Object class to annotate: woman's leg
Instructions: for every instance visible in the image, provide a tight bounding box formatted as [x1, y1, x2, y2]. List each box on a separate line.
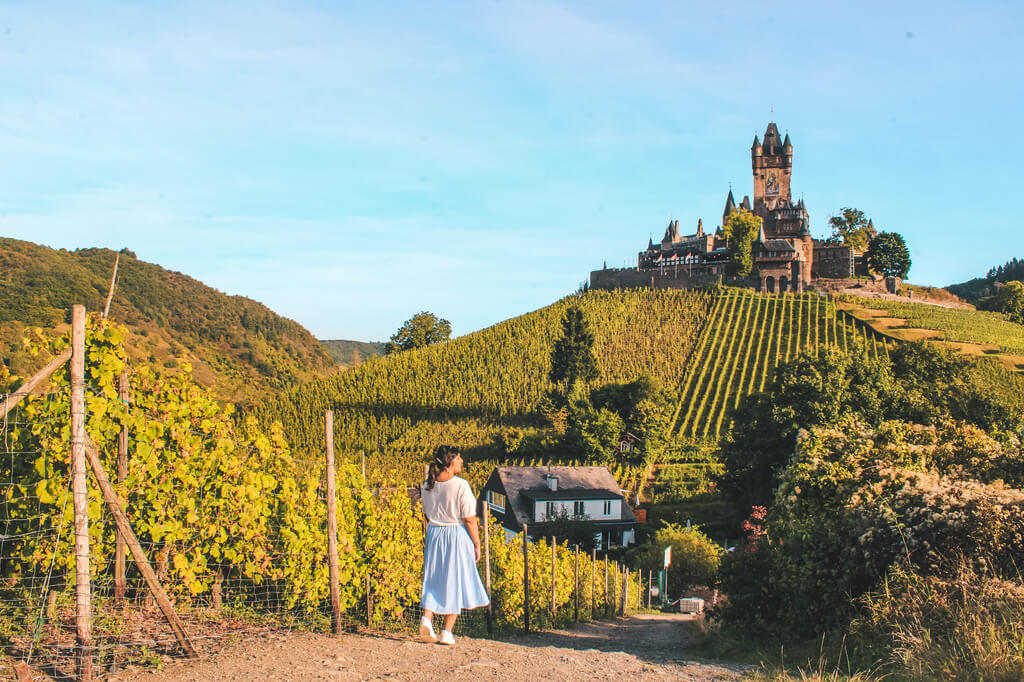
[423, 609, 434, 620]
[443, 613, 457, 632]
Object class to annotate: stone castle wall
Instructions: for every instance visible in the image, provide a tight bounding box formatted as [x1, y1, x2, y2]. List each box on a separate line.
[590, 267, 756, 291]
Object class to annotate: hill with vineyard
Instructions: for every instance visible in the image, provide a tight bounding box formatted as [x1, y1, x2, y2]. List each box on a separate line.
[0, 237, 336, 402]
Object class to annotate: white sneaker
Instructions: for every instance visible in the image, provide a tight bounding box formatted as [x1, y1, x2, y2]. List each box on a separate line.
[438, 630, 456, 646]
[419, 619, 437, 643]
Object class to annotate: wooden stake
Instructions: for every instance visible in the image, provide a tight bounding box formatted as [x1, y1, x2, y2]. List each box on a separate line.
[83, 436, 196, 657]
[325, 410, 342, 635]
[573, 546, 579, 622]
[0, 349, 71, 419]
[550, 537, 556, 618]
[360, 450, 366, 480]
[522, 523, 530, 633]
[70, 305, 93, 681]
[620, 568, 628, 615]
[483, 504, 493, 635]
[604, 556, 609, 617]
[102, 252, 120, 319]
[591, 548, 597, 618]
[114, 369, 129, 605]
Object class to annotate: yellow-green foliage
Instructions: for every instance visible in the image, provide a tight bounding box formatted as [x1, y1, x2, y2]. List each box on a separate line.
[256, 289, 714, 461]
[485, 515, 643, 630]
[0, 317, 419, 620]
[673, 290, 890, 441]
[857, 297, 1024, 354]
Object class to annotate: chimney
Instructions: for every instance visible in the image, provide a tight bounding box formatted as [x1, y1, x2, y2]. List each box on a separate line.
[545, 474, 558, 492]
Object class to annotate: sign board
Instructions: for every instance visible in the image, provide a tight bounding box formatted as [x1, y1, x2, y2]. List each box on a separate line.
[663, 545, 671, 568]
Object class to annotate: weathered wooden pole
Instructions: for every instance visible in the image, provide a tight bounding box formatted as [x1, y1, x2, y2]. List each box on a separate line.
[522, 523, 530, 633]
[573, 546, 579, 622]
[550, 537, 556, 619]
[421, 464, 429, 537]
[0, 349, 71, 419]
[647, 570, 652, 609]
[70, 305, 93, 681]
[620, 568, 628, 615]
[114, 369, 129, 606]
[604, 556, 609, 617]
[360, 450, 366, 480]
[324, 410, 342, 635]
[483, 504, 493, 635]
[83, 436, 196, 657]
[591, 549, 597, 618]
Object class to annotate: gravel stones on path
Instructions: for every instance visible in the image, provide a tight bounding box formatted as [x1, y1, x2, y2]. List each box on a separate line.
[117, 613, 748, 681]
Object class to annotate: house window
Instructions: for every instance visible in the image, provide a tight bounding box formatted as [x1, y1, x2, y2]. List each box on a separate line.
[603, 500, 613, 516]
[545, 501, 557, 518]
[487, 490, 506, 512]
[574, 500, 585, 516]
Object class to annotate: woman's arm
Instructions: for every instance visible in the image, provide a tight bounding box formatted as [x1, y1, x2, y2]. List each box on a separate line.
[462, 516, 482, 562]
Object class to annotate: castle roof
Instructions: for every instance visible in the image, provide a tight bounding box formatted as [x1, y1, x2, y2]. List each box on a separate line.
[724, 189, 736, 214]
[740, 195, 751, 210]
[763, 122, 783, 154]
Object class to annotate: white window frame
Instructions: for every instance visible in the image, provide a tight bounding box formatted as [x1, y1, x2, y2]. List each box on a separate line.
[573, 500, 585, 516]
[603, 500, 613, 516]
[487, 490, 506, 513]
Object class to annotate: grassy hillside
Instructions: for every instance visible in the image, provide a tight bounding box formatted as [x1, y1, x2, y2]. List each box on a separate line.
[319, 339, 386, 366]
[254, 288, 714, 462]
[0, 237, 336, 401]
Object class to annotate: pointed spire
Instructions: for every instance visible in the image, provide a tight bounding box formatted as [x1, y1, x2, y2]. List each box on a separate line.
[758, 223, 766, 242]
[741, 195, 752, 210]
[752, 135, 762, 154]
[783, 133, 792, 152]
[697, 218, 703, 236]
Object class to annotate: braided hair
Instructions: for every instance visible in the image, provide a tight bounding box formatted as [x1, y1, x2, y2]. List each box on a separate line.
[425, 445, 460, 491]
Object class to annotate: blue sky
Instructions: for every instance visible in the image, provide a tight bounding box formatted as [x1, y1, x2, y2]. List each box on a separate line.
[1, 1, 1021, 341]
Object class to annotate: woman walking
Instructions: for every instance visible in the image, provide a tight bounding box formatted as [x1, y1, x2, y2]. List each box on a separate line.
[419, 445, 490, 645]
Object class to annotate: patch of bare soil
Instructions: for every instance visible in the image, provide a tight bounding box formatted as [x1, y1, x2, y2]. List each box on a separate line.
[114, 614, 748, 681]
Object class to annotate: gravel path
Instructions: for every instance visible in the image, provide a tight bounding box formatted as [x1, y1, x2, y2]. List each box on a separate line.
[115, 613, 749, 681]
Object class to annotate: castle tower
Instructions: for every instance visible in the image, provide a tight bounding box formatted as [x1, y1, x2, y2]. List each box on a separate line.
[751, 122, 793, 214]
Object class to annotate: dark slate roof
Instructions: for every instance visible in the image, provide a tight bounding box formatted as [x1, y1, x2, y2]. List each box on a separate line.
[740, 195, 752, 210]
[760, 238, 796, 251]
[723, 189, 735, 213]
[488, 466, 636, 527]
[763, 122, 782, 153]
[521, 488, 624, 502]
[751, 134, 761, 150]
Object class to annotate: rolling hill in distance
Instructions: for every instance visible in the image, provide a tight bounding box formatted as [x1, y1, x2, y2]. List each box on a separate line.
[0, 237, 337, 402]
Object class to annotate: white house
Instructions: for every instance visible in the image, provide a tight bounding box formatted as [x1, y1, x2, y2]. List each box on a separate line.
[478, 466, 638, 550]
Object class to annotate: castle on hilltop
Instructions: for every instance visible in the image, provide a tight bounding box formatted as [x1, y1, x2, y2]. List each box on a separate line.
[591, 122, 866, 293]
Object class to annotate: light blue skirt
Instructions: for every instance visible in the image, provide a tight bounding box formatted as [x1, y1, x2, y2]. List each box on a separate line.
[420, 524, 490, 615]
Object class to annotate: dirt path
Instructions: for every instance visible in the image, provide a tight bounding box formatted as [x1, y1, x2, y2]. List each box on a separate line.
[115, 614, 749, 681]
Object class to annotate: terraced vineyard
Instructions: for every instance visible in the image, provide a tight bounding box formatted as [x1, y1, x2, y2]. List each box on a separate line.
[855, 298, 1024, 355]
[671, 289, 891, 441]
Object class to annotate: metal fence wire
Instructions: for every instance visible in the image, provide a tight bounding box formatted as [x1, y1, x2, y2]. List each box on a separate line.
[0, 318, 655, 681]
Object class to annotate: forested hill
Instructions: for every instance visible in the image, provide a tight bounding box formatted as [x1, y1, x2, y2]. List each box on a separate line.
[0, 237, 335, 402]
[319, 339, 386, 366]
[946, 256, 1024, 302]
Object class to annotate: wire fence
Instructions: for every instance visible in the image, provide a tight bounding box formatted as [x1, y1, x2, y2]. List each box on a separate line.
[0, 339, 658, 680]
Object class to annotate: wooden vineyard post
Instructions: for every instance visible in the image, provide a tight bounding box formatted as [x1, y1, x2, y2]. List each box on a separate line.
[483, 504, 493, 635]
[366, 575, 372, 627]
[360, 450, 366, 479]
[70, 305, 93, 681]
[325, 410, 342, 635]
[83, 435, 197, 657]
[522, 524, 530, 633]
[114, 368, 129, 606]
[573, 546, 579, 622]
[620, 569, 628, 615]
[598, 557, 606, 618]
[591, 549, 597, 619]
[647, 570, 652, 609]
[550, 537, 556, 619]
[421, 464, 429, 537]
[0, 348, 71, 419]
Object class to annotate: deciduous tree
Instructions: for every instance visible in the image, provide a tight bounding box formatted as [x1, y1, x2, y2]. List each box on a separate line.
[865, 232, 911, 279]
[826, 207, 876, 251]
[722, 209, 762, 277]
[384, 311, 451, 355]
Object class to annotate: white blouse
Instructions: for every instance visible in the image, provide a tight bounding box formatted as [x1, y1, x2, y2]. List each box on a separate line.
[421, 476, 477, 524]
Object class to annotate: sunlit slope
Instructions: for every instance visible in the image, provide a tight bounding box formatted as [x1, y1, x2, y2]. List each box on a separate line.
[255, 289, 714, 458]
[671, 290, 891, 441]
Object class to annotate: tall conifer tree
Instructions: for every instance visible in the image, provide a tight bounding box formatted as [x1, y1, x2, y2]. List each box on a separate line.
[549, 307, 599, 387]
